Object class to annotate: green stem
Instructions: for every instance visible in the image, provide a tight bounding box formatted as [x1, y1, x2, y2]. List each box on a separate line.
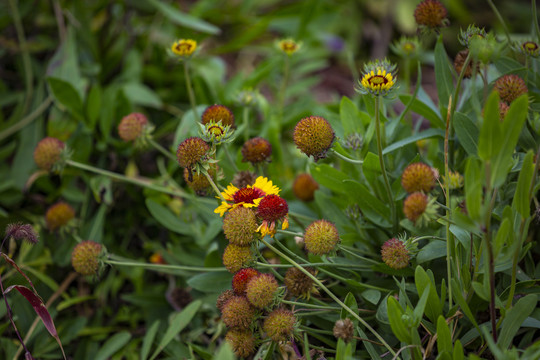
[259, 237, 396, 356]
[534, 0, 540, 42]
[375, 96, 397, 232]
[486, 0, 512, 45]
[484, 163, 497, 342]
[281, 299, 341, 310]
[148, 138, 177, 163]
[104, 257, 226, 272]
[278, 55, 290, 119]
[0, 96, 53, 142]
[332, 149, 364, 164]
[223, 145, 238, 171]
[254, 261, 369, 269]
[242, 107, 250, 142]
[445, 95, 453, 310]
[183, 60, 198, 119]
[337, 245, 380, 265]
[276, 229, 304, 237]
[202, 170, 225, 201]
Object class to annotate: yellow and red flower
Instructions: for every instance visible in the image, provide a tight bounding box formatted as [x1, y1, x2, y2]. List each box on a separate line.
[256, 194, 289, 237]
[214, 176, 280, 216]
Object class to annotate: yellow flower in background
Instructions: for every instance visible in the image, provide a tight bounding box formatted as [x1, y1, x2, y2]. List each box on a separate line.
[356, 58, 397, 97]
[171, 39, 197, 57]
[277, 38, 301, 55]
[214, 176, 280, 216]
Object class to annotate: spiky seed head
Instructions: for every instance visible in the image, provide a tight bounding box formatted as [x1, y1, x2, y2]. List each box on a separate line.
[221, 296, 255, 329]
[303, 219, 340, 255]
[45, 202, 75, 231]
[176, 137, 210, 168]
[183, 167, 213, 195]
[293, 116, 335, 161]
[118, 113, 148, 141]
[5, 223, 39, 244]
[216, 290, 236, 312]
[283, 267, 316, 298]
[414, 0, 449, 30]
[494, 74, 528, 104]
[403, 192, 428, 222]
[222, 244, 253, 273]
[201, 104, 235, 127]
[257, 195, 288, 222]
[232, 268, 260, 295]
[225, 329, 257, 358]
[454, 50, 479, 79]
[263, 309, 296, 342]
[401, 162, 436, 193]
[223, 207, 258, 246]
[232, 170, 258, 188]
[34, 137, 65, 171]
[241, 137, 272, 164]
[245, 273, 279, 308]
[333, 318, 354, 343]
[293, 173, 319, 202]
[381, 238, 410, 269]
[71, 241, 103, 276]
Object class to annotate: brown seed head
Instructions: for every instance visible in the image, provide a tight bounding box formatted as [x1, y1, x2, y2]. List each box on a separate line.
[5, 223, 39, 244]
[201, 104, 235, 127]
[263, 308, 296, 342]
[283, 267, 316, 298]
[381, 238, 410, 269]
[222, 244, 253, 273]
[71, 241, 103, 276]
[333, 318, 354, 343]
[34, 137, 65, 171]
[293, 116, 335, 161]
[118, 113, 148, 141]
[176, 137, 210, 168]
[293, 173, 319, 202]
[225, 329, 257, 358]
[241, 137, 272, 164]
[454, 50, 479, 79]
[303, 219, 340, 255]
[221, 296, 255, 329]
[216, 290, 236, 312]
[414, 0, 449, 30]
[403, 192, 428, 223]
[401, 162, 436, 193]
[45, 202, 75, 231]
[494, 74, 528, 104]
[223, 207, 258, 246]
[232, 171, 258, 188]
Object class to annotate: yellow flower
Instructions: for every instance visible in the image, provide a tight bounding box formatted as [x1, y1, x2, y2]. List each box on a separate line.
[214, 176, 280, 216]
[356, 59, 397, 97]
[277, 38, 301, 55]
[171, 39, 197, 57]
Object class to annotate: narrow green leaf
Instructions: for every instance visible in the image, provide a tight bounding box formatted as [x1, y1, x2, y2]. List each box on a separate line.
[387, 296, 412, 343]
[399, 94, 444, 128]
[150, 300, 202, 360]
[437, 316, 453, 354]
[95, 331, 132, 360]
[464, 158, 483, 222]
[56, 295, 96, 311]
[86, 84, 102, 129]
[145, 199, 195, 236]
[187, 272, 232, 293]
[311, 163, 349, 194]
[494, 218, 510, 257]
[47, 77, 85, 122]
[214, 342, 235, 360]
[343, 180, 392, 226]
[453, 340, 464, 360]
[123, 83, 163, 108]
[141, 320, 160, 360]
[451, 279, 480, 331]
[146, 0, 220, 34]
[453, 112, 478, 156]
[412, 283, 430, 325]
[414, 266, 442, 323]
[498, 294, 537, 349]
[478, 91, 502, 161]
[416, 240, 447, 263]
[383, 128, 445, 155]
[340, 96, 364, 135]
[434, 36, 454, 114]
[512, 152, 535, 219]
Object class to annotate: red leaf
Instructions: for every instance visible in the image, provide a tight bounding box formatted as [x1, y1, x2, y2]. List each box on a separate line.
[1, 253, 37, 292]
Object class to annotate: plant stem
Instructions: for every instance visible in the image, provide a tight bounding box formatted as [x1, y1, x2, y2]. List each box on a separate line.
[374, 96, 397, 232]
[484, 163, 497, 342]
[183, 60, 198, 119]
[337, 245, 380, 265]
[278, 55, 290, 119]
[259, 237, 396, 356]
[281, 299, 341, 310]
[202, 170, 225, 201]
[242, 107, 250, 142]
[486, 0, 512, 45]
[276, 229, 304, 237]
[223, 145, 238, 171]
[104, 256, 227, 272]
[148, 138, 177, 163]
[534, 0, 540, 42]
[0, 96, 53, 142]
[444, 96, 453, 310]
[332, 149, 364, 164]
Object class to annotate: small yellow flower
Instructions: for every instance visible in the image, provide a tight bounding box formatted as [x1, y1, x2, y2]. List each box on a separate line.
[443, 171, 464, 190]
[277, 38, 301, 55]
[522, 41, 539, 58]
[171, 39, 197, 57]
[214, 176, 280, 216]
[356, 59, 397, 97]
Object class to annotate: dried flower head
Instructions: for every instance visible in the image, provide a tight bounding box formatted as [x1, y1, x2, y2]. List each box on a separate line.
[45, 202, 76, 231]
[118, 113, 149, 142]
[303, 219, 340, 255]
[333, 318, 354, 343]
[217, 290, 236, 312]
[381, 238, 410, 269]
[215, 176, 280, 216]
[521, 41, 539, 57]
[171, 39, 197, 57]
[494, 74, 528, 104]
[241, 137, 272, 164]
[277, 38, 301, 55]
[293, 116, 335, 161]
[293, 173, 319, 202]
[225, 329, 257, 358]
[245, 273, 279, 308]
[256, 195, 289, 238]
[401, 162, 436, 193]
[414, 0, 449, 31]
[201, 104, 235, 127]
[34, 137, 65, 172]
[459, 25, 487, 48]
[221, 296, 255, 329]
[222, 244, 253, 273]
[454, 49, 479, 79]
[223, 207, 258, 246]
[71, 241, 103, 276]
[357, 59, 397, 97]
[263, 308, 296, 342]
[5, 223, 39, 244]
[176, 137, 210, 169]
[232, 170, 258, 188]
[232, 268, 260, 295]
[283, 267, 317, 299]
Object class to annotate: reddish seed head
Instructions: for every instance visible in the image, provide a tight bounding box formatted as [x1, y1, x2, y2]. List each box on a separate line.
[401, 162, 436, 193]
[201, 104, 235, 127]
[241, 137, 272, 164]
[257, 195, 288, 222]
[118, 113, 148, 141]
[293, 116, 335, 161]
[232, 187, 265, 205]
[381, 238, 410, 269]
[45, 202, 75, 231]
[403, 192, 428, 223]
[494, 74, 528, 104]
[414, 0, 449, 30]
[293, 173, 319, 202]
[232, 268, 260, 295]
[176, 137, 210, 168]
[71, 241, 103, 276]
[5, 223, 39, 244]
[34, 137, 65, 171]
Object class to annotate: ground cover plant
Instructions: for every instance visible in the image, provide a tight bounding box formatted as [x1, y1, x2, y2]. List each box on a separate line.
[1, 0, 540, 359]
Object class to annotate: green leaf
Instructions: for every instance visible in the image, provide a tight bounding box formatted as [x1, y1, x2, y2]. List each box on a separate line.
[498, 294, 537, 349]
[56, 295, 96, 311]
[361, 289, 381, 305]
[478, 91, 503, 162]
[453, 340, 464, 360]
[146, 0, 220, 34]
[453, 112, 478, 156]
[47, 77, 85, 122]
[214, 342, 235, 360]
[123, 83, 163, 108]
[94, 331, 132, 360]
[387, 296, 412, 343]
[434, 35, 454, 114]
[450, 279, 480, 331]
[512, 151, 534, 218]
[416, 240, 447, 263]
[412, 283, 430, 326]
[187, 272, 232, 293]
[494, 218, 510, 257]
[437, 316, 453, 354]
[342, 180, 392, 226]
[150, 300, 202, 360]
[340, 96, 364, 135]
[310, 164, 350, 194]
[145, 199, 195, 236]
[86, 84, 102, 129]
[383, 128, 445, 155]
[399, 94, 444, 128]
[464, 157, 483, 222]
[141, 320, 160, 360]
[414, 266, 442, 323]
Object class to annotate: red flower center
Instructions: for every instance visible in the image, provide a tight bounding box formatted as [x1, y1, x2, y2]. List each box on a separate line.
[257, 195, 288, 221]
[233, 187, 265, 204]
[368, 75, 388, 86]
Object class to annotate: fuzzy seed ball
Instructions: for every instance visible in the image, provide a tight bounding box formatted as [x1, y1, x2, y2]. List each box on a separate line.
[221, 296, 255, 329]
[232, 268, 260, 295]
[225, 329, 256, 358]
[222, 244, 253, 273]
[263, 309, 296, 342]
[217, 290, 236, 312]
[45, 202, 76, 231]
[303, 220, 340, 255]
[34, 137, 65, 171]
[293, 173, 319, 202]
[401, 162, 436, 193]
[245, 273, 279, 308]
[118, 113, 148, 141]
[293, 116, 335, 161]
[494, 74, 528, 104]
[232, 171, 258, 188]
[403, 192, 428, 223]
[381, 238, 410, 269]
[333, 318, 354, 343]
[183, 167, 213, 195]
[71, 241, 102, 276]
[257, 195, 288, 223]
[201, 104, 235, 127]
[241, 137, 272, 164]
[223, 207, 258, 246]
[176, 137, 210, 168]
[283, 267, 316, 298]
[414, 0, 448, 29]
[5, 223, 39, 244]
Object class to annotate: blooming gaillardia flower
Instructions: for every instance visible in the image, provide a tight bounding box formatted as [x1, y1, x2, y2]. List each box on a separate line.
[401, 162, 436, 193]
[171, 39, 197, 57]
[494, 74, 528, 104]
[201, 104, 235, 127]
[414, 0, 449, 31]
[293, 116, 335, 161]
[45, 202, 75, 231]
[303, 219, 340, 255]
[263, 308, 296, 342]
[357, 58, 397, 97]
[118, 113, 148, 142]
[71, 241, 103, 276]
[381, 238, 410, 269]
[245, 273, 279, 309]
[221, 296, 255, 329]
[293, 173, 319, 202]
[222, 244, 253, 273]
[241, 137, 272, 165]
[223, 207, 258, 246]
[34, 137, 65, 172]
[214, 176, 280, 216]
[256, 194, 289, 238]
[225, 329, 256, 358]
[333, 318, 354, 343]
